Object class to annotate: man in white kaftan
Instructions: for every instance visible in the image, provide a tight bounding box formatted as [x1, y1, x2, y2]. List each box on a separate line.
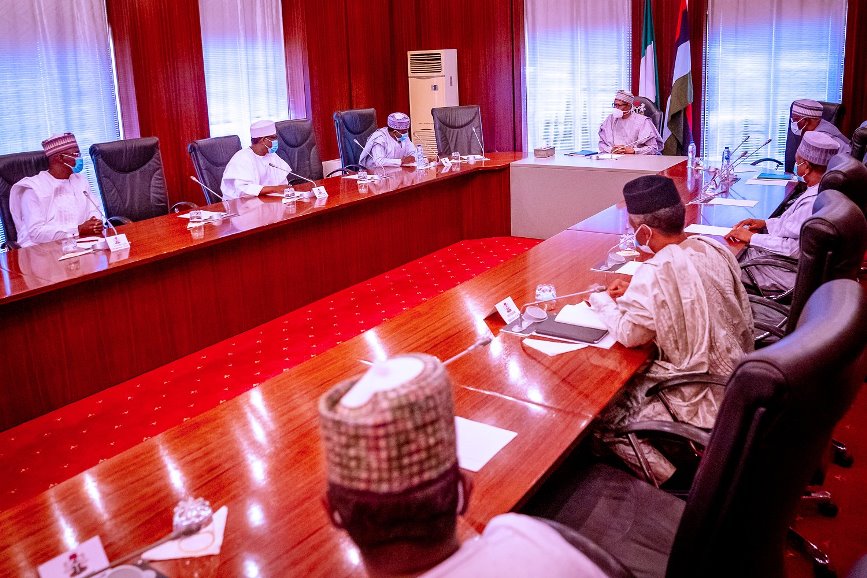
[358, 112, 417, 169]
[598, 89, 663, 155]
[10, 133, 104, 248]
[727, 130, 841, 294]
[221, 120, 292, 200]
[590, 175, 754, 482]
[789, 98, 851, 156]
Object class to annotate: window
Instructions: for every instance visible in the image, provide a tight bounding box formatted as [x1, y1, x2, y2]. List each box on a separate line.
[198, 0, 290, 144]
[525, 1, 632, 153]
[0, 0, 120, 245]
[702, 0, 847, 163]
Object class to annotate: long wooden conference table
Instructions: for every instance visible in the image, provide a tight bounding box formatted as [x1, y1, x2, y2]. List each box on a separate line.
[0, 156, 790, 576]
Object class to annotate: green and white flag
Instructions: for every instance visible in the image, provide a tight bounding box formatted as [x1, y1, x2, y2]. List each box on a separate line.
[638, 0, 659, 108]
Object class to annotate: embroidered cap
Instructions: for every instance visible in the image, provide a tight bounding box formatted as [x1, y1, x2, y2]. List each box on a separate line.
[387, 112, 411, 131]
[615, 89, 635, 104]
[797, 130, 840, 166]
[319, 353, 457, 494]
[623, 175, 682, 215]
[791, 99, 824, 120]
[41, 133, 79, 158]
[250, 120, 276, 139]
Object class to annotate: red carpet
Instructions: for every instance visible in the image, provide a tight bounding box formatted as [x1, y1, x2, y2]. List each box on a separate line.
[0, 237, 539, 512]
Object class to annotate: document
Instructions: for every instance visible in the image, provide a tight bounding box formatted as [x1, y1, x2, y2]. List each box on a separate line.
[745, 178, 792, 187]
[685, 224, 733, 236]
[554, 302, 608, 329]
[707, 197, 759, 207]
[455, 417, 517, 472]
[614, 260, 644, 276]
[522, 337, 587, 356]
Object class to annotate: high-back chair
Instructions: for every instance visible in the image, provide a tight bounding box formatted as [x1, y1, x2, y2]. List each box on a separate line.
[431, 105, 484, 157]
[333, 108, 377, 170]
[633, 96, 664, 134]
[0, 150, 48, 248]
[544, 278, 867, 578]
[851, 121, 867, 163]
[90, 137, 168, 223]
[188, 135, 242, 204]
[275, 119, 323, 182]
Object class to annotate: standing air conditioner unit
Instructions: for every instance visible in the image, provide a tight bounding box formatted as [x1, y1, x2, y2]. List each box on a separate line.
[408, 49, 459, 157]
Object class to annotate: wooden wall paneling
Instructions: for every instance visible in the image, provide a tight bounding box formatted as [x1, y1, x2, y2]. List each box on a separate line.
[281, 0, 312, 119]
[389, 0, 421, 118]
[345, 0, 395, 117]
[301, 0, 351, 161]
[843, 0, 867, 135]
[511, 0, 527, 152]
[105, 0, 211, 206]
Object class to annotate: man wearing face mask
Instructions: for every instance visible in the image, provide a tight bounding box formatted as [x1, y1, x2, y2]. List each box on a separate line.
[358, 112, 417, 168]
[589, 175, 754, 483]
[726, 130, 840, 295]
[787, 98, 851, 156]
[10, 133, 104, 248]
[220, 119, 292, 200]
[598, 89, 663, 155]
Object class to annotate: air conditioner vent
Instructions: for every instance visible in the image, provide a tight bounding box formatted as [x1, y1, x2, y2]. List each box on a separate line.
[409, 52, 444, 75]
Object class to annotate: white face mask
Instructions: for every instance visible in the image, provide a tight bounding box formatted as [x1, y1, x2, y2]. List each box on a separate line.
[635, 224, 655, 254]
[790, 119, 803, 136]
[611, 108, 625, 120]
[793, 160, 807, 182]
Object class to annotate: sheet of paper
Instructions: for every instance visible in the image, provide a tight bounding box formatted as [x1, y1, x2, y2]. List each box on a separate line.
[58, 249, 93, 261]
[554, 302, 607, 329]
[455, 417, 517, 472]
[177, 210, 226, 220]
[745, 178, 792, 187]
[522, 337, 587, 356]
[144, 506, 228, 560]
[615, 260, 644, 276]
[685, 224, 733, 236]
[707, 197, 759, 207]
[38, 536, 110, 578]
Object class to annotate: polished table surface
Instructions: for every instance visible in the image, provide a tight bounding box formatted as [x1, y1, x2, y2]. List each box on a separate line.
[0, 153, 523, 430]
[0, 229, 647, 577]
[572, 161, 793, 236]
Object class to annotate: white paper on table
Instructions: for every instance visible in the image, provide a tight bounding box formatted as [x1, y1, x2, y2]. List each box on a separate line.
[745, 178, 793, 186]
[177, 210, 226, 220]
[454, 417, 517, 472]
[684, 224, 733, 236]
[143, 506, 228, 560]
[585, 333, 618, 350]
[342, 174, 383, 181]
[522, 337, 587, 356]
[58, 249, 93, 261]
[614, 260, 644, 276]
[707, 197, 759, 207]
[554, 302, 608, 329]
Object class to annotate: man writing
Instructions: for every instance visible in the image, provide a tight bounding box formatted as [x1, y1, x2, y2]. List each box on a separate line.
[589, 175, 754, 483]
[359, 112, 418, 168]
[10, 133, 104, 248]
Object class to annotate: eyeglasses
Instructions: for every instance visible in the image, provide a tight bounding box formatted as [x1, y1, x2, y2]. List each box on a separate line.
[612, 102, 632, 110]
[61, 152, 81, 159]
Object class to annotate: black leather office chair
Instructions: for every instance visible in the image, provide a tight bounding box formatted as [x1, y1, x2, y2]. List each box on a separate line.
[752, 101, 844, 173]
[633, 96, 664, 134]
[540, 278, 867, 578]
[818, 153, 867, 213]
[275, 119, 323, 182]
[90, 137, 176, 223]
[188, 135, 242, 205]
[0, 150, 48, 249]
[333, 108, 377, 170]
[851, 121, 867, 163]
[431, 105, 484, 157]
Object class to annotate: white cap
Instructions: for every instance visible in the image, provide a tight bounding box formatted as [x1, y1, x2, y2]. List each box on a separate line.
[250, 120, 276, 139]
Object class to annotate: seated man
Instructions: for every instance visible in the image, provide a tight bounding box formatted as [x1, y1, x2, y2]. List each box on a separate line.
[220, 120, 292, 199]
[358, 112, 417, 168]
[598, 89, 663, 155]
[10, 133, 104, 248]
[789, 98, 851, 156]
[726, 130, 840, 295]
[319, 354, 609, 577]
[589, 175, 754, 483]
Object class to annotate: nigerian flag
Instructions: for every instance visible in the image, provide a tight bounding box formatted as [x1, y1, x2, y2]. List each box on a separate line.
[638, 0, 659, 108]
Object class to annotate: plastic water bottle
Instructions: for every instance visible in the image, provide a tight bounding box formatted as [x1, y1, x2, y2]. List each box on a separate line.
[687, 142, 696, 168]
[415, 144, 424, 167]
[721, 146, 732, 181]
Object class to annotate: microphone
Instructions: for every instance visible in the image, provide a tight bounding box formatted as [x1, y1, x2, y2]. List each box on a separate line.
[80, 189, 118, 237]
[353, 138, 365, 150]
[269, 163, 328, 198]
[731, 138, 772, 169]
[471, 127, 484, 156]
[190, 176, 224, 201]
[727, 135, 750, 159]
[443, 334, 493, 366]
[521, 284, 606, 309]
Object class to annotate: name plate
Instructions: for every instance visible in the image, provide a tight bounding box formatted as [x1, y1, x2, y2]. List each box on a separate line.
[440, 157, 453, 168]
[312, 185, 328, 199]
[494, 296, 520, 325]
[107, 233, 131, 252]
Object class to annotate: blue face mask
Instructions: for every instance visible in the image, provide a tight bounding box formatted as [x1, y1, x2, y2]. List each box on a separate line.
[396, 131, 408, 142]
[267, 138, 279, 154]
[64, 155, 84, 174]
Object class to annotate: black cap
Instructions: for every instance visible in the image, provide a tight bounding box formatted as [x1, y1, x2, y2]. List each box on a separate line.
[623, 175, 682, 215]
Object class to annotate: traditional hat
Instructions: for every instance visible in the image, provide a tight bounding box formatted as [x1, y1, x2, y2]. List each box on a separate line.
[387, 112, 411, 131]
[41, 133, 79, 158]
[614, 89, 635, 104]
[319, 353, 456, 494]
[791, 99, 824, 120]
[797, 131, 840, 166]
[250, 120, 276, 139]
[623, 175, 682, 215]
